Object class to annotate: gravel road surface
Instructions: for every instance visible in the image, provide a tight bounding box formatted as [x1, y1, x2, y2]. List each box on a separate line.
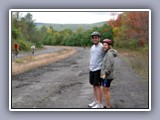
[11, 46, 149, 110]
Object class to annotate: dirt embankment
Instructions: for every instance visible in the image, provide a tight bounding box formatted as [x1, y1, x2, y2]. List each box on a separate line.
[12, 46, 76, 75]
[11, 46, 149, 109]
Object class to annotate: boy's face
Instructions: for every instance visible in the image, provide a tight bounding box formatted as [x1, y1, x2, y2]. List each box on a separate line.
[92, 36, 100, 45]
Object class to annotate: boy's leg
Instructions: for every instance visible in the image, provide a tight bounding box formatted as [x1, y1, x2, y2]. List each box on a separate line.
[95, 86, 102, 105]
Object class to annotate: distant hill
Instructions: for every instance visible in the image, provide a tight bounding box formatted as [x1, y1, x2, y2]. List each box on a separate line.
[36, 21, 106, 31]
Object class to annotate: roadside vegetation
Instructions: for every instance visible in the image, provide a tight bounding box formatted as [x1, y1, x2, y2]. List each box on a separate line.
[117, 46, 148, 79]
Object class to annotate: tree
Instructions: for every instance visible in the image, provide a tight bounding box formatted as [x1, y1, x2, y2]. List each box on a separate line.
[126, 12, 149, 46]
[11, 12, 43, 50]
[107, 12, 149, 48]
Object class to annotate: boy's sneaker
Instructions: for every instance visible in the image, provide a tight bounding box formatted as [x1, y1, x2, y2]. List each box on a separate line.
[100, 104, 104, 108]
[92, 104, 104, 108]
[88, 101, 97, 107]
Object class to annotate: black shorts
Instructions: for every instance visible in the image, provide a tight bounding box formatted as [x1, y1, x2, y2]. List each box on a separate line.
[102, 79, 113, 87]
[89, 70, 102, 86]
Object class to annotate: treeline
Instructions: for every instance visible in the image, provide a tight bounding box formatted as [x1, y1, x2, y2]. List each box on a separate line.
[36, 21, 106, 31]
[11, 12, 149, 51]
[42, 23, 113, 47]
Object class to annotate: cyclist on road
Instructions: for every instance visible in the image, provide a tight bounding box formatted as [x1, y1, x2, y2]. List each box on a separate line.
[31, 44, 36, 55]
[14, 42, 19, 57]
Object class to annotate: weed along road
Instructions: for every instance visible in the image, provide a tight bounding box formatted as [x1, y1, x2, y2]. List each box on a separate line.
[11, 46, 149, 109]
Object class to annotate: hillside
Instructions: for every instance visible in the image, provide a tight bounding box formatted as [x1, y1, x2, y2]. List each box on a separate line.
[36, 21, 106, 31]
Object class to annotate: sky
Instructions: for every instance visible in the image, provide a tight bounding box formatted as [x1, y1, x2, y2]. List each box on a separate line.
[19, 11, 123, 24]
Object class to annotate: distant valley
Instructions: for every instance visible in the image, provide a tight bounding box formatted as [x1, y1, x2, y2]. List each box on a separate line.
[36, 21, 106, 31]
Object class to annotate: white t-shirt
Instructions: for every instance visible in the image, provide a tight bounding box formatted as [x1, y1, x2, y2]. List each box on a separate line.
[89, 43, 104, 72]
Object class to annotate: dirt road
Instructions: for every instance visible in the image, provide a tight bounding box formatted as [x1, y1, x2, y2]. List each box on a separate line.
[11, 46, 149, 109]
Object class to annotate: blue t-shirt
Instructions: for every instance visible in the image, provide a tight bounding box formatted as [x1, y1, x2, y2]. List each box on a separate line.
[89, 43, 104, 71]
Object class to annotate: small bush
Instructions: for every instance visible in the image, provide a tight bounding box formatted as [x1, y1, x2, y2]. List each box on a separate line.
[15, 59, 23, 63]
[18, 39, 32, 51]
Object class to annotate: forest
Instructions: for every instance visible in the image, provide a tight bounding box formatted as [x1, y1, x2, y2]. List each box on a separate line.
[11, 12, 149, 51]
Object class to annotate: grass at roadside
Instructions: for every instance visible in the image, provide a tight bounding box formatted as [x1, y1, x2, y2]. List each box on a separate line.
[12, 47, 76, 75]
[116, 47, 148, 79]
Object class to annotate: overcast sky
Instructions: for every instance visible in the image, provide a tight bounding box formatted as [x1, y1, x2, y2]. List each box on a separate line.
[20, 11, 123, 24]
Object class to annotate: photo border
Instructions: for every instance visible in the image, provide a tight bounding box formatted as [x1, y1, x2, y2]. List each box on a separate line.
[9, 9, 151, 111]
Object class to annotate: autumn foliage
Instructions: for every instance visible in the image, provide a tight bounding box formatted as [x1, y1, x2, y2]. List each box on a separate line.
[107, 12, 149, 48]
